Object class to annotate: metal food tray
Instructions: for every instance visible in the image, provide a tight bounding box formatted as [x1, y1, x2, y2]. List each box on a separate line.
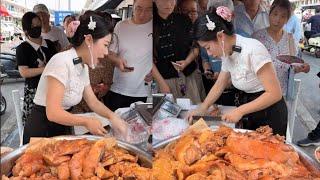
[153, 126, 320, 175]
[0, 135, 152, 177]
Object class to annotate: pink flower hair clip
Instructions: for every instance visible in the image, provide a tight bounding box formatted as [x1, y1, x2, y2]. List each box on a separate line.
[216, 6, 233, 22]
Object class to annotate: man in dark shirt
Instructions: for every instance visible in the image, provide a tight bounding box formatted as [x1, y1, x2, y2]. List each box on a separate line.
[153, 0, 204, 103]
[305, 8, 320, 39]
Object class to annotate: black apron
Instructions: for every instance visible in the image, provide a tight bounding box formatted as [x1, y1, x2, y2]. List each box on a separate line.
[217, 89, 288, 136]
[23, 105, 72, 144]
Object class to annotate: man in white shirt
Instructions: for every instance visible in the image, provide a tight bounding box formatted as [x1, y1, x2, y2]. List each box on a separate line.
[33, 4, 70, 51]
[234, 0, 269, 37]
[103, 0, 152, 111]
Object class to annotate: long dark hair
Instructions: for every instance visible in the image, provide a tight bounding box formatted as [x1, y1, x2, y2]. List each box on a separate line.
[21, 12, 41, 35]
[270, 0, 292, 19]
[193, 7, 234, 42]
[71, 11, 113, 47]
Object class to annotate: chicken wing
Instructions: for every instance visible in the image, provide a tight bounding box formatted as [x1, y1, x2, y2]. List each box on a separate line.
[82, 138, 116, 178]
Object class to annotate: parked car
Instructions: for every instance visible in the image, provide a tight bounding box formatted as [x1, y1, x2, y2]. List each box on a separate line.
[0, 48, 21, 78]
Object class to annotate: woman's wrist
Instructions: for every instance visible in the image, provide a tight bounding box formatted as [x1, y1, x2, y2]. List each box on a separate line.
[199, 103, 209, 111]
[236, 106, 245, 115]
[78, 117, 89, 127]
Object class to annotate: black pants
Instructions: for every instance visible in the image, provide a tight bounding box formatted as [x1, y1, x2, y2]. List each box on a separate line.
[308, 121, 320, 140]
[239, 91, 288, 136]
[23, 105, 72, 144]
[103, 91, 147, 112]
[202, 75, 214, 95]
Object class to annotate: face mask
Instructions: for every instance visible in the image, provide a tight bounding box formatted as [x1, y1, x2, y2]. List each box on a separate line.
[28, 26, 42, 38]
[88, 43, 95, 69]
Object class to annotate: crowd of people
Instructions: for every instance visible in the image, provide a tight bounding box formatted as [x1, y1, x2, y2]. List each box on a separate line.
[15, 0, 320, 146]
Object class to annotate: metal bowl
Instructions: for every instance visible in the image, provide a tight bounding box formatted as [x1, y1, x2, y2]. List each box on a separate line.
[153, 126, 320, 175]
[0, 135, 152, 177]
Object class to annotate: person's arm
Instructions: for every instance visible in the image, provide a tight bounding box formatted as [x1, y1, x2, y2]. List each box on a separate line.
[294, 16, 302, 43]
[187, 71, 230, 121]
[16, 44, 45, 78]
[152, 63, 170, 93]
[222, 62, 282, 122]
[175, 48, 199, 71]
[82, 85, 128, 135]
[18, 66, 45, 78]
[45, 76, 107, 135]
[107, 51, 132, 72]
[201, 71, 231, 109]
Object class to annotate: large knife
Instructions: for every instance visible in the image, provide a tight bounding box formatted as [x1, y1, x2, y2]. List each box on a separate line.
[192, 115, 235, 127]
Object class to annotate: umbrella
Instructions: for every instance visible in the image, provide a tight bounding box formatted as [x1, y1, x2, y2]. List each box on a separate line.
[0, 5, 10, 17]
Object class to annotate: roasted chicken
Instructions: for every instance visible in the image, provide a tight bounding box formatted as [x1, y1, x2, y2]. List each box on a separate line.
[5, 138, 151, 180]
[153, 125, 320, 180]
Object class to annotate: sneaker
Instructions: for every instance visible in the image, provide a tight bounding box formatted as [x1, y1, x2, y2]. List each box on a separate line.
[297, 137, 320, 147]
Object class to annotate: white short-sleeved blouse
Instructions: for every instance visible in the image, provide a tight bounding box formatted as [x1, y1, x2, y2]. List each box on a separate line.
[33, 48, 90, 109]
[221, 35, 272, 93]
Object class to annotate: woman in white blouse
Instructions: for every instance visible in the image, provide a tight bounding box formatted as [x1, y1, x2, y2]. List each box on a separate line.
[23, 12, 128, 144]
[188, 7, 288, 136]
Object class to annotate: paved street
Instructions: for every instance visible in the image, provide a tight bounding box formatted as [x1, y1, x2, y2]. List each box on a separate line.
[1, 48, 320, 163]
[0, 78, 24, 145]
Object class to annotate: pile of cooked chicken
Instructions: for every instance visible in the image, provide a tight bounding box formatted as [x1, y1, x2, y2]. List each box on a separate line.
[3, 138, 152, 180]
[153, 126, 320, 180]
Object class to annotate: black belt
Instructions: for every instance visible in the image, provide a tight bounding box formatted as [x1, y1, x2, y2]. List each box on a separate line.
[234, 90, 265, 107]
[34, 104, 73, 112]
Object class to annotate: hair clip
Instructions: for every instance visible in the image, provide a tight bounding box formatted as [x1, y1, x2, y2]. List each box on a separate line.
[88, 16, 96, 30]
[206, 15, 216, 31]
[216, 6, 233, 22]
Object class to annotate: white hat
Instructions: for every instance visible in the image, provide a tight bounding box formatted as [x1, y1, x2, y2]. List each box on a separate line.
[33, 4, 49, 14]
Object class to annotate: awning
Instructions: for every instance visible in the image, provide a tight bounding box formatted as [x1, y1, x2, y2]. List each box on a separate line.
[0, 5, 10, 17]
[96, 0, 123, 11]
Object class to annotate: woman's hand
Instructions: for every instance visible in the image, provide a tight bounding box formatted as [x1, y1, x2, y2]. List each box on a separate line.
[204, 69, 214, 79]
[116, 58, 133, 72]
[144, 71, 153, 83]
[301, 63, 310, 73]
[293, 63, 310, 73]
[172, 60, 188, 72]
[110, 114, 129, 139]
[186, 104, 208, 123]
[176, 60, 188, 71]
[221, 108, 244, 123]
[84, 118, 108, 136]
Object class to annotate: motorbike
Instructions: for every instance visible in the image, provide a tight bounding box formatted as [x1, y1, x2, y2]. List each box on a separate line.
[300, 33, 320, 58]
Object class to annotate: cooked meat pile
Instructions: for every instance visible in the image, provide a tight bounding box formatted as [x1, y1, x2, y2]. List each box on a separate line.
[153, 126, 320, 180]
[3, 138, 152, 180]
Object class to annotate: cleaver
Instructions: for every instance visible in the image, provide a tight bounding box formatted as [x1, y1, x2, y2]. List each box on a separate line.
[192, 115, 235, 128]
